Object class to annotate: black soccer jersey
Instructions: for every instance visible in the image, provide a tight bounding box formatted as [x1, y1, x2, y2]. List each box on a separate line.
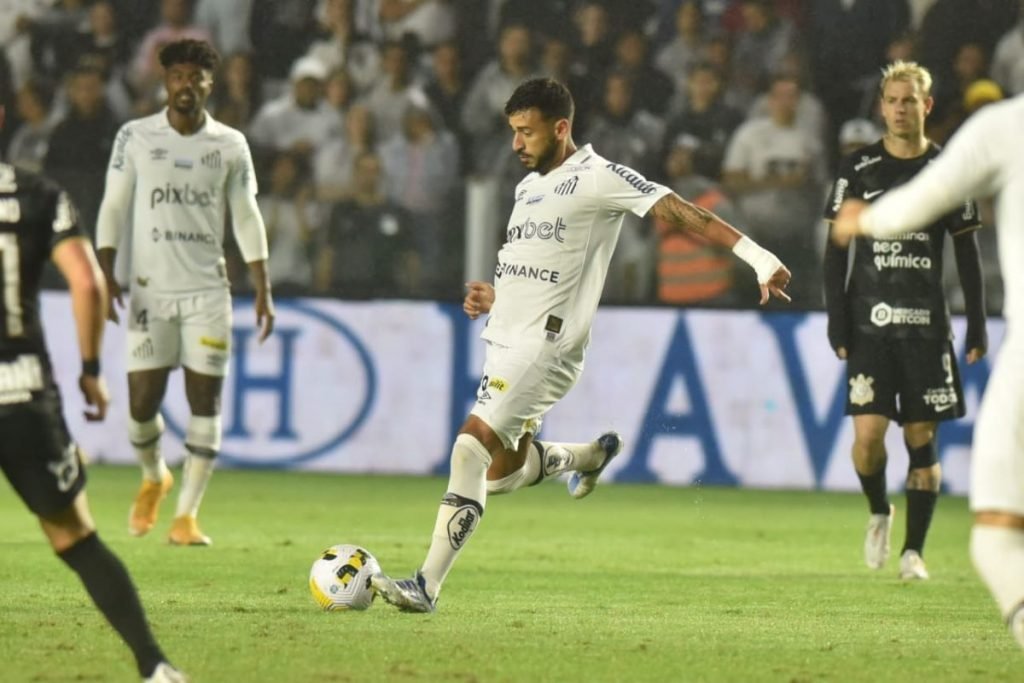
[0, 163, 83, 387]
[823, 140, 981, 341]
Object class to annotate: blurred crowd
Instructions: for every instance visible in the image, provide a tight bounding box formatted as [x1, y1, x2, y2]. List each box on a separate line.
[0, 0, 1017, 310]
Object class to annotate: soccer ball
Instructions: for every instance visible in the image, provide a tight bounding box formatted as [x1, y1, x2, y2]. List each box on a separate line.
[309, 544, 380, 611]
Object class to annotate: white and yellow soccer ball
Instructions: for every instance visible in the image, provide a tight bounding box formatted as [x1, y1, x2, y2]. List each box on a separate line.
[309, 544, 380, 611]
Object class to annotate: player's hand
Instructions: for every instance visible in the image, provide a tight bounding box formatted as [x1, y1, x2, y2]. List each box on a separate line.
[463, 281, 495, 320]
[78, 374, 109, 422]
[832, 199, 869, 247]
[836, 347, 848, 360]
[103, 271, 124, 324]
[966, 347, 986, 364]
[255, 289, 275, 342]
[759, 265, 792, 305]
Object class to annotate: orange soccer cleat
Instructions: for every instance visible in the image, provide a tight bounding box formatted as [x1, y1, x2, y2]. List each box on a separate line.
[168, 515, 212, 546]
[128, 471, 174, 537]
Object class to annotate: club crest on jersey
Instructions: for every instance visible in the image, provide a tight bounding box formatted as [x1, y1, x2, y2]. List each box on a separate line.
[554, 175, 578, 196]
[849, 374, 874, 406]
[201, 150, 222, 169]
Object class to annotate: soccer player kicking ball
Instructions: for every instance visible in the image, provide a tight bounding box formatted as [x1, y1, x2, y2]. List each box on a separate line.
[824, 61, 987, 581]
[371, 78, 791, 612]
[834, 92, 1024, 648]
[0, 107, 186, 681]
[96, 39, 274, 546]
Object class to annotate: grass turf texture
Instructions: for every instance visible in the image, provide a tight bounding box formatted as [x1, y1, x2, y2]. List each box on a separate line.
[0, 466, 1018, 683]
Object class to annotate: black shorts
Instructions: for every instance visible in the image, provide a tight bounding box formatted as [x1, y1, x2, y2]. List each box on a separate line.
[845, 336, 965, 424]
[0, 391, 86, 517]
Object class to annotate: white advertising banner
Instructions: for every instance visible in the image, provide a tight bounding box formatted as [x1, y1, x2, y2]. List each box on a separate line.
[40, 293, 1003, 493]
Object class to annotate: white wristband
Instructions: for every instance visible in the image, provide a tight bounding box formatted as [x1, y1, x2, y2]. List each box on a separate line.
[732, 235, 783, 284]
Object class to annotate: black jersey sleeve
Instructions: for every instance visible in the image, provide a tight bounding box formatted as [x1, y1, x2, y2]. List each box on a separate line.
[822, 155, 859, 352]
[945, 197, 983, 236]
[952, 228, 987, 353]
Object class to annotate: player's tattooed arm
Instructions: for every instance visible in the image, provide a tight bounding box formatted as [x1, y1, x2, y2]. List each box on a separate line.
[650, 193, 713, 236]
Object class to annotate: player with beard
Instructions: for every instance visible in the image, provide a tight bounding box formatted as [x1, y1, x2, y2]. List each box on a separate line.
[823, 61, 987, 580]
[0, 104, 187, 682]
[95, 39, 274, 546]
[371, 77, 792, 612]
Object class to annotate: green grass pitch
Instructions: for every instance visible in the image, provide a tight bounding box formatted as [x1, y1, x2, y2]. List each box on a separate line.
[0, 466, 1018, 682]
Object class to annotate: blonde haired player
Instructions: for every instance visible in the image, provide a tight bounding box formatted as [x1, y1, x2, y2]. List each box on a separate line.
[834, 88, 1024, 646]
[96, 39, 273, 546]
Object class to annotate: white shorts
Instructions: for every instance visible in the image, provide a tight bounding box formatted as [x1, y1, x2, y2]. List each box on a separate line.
[125, 287, 232, 377]
[970, 334, 1024, 515]
[469, 340, 582, 450]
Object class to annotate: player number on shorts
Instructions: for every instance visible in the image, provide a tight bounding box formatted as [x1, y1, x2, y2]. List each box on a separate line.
[136, 308, 148, 332]
[0, 233, 24, 337]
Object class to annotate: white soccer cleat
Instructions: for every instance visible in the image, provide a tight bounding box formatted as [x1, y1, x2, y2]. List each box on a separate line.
[144, 662, 188, 683]
[370, 571, 436, 613]
[899, 549, 930, 581]
[864, 504, 894, 569]
[567, 432, 623, 499]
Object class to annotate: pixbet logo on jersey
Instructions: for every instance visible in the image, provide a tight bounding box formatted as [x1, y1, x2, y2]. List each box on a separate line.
[507, 216, 567, 244]
[150, 183, 214, 209]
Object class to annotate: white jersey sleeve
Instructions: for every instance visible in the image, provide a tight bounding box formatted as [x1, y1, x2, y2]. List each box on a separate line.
[592, 161, 671, 217]
[863, 105, 1002, 238]
[96, 122, 137, 251]
[225, 136, 268, 263]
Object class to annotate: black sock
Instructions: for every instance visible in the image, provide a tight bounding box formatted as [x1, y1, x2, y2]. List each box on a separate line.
[903, 489, 939, 555]
[857, 469, 891, 515]
[58, 533, 166, 678]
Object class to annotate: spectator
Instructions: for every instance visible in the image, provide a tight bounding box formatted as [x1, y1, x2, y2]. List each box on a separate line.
[360, 39, 424, 142]
[129, 0, 211, 98]
[315, 103, 376, 202]
[317, 150, 419, 297]
[915, 0, 1017, 81]
[461, 22, 539, 176]
[571, 1, 615, 82]
[43, 65, 118, 237]
[655, 0, 708, 95]
[928, 41, 989, 143]
[730, 0, 799, 109]
[249, 56, 340, 161]
[610, 28, 674, 117]
[209, 51, 261, 132]
[23, 0, 93, 81]
[584, 70, 665, 178]
[194, 0, 254, 56]
[539, 32, 593, 133]
[991, 6, 1024, 96]
[655, 133, 744, 306]
[662, 62, 743, 180]
[324, 66, 355, 120]
[6, 78, 55, 173]
[377, 0, 456, 49]
[249, 0, 319, 81]
[423, 41, 469, 172]
[380, 105, 460, 293]
[722, 74, 825, 305]
[261, 151, 319, 294]
[306, 0, 381, 95]
[746, 52, 828, 144]
[804, 0, 910, 135]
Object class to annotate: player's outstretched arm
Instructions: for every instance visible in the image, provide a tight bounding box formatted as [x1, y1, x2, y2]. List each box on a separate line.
[649, 192, 791, 304]
[52, 237, 110, 421]
[463, 281, 494, 320]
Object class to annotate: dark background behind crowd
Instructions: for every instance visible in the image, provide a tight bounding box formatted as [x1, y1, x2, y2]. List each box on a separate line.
[1, 0, 1017, 312]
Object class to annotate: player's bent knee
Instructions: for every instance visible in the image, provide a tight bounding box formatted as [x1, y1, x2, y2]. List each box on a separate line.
[907, 439, 938, 470]
[127, 414, 164, 448]
[452, 434, 492, 471]
[185, 415, 222, 457]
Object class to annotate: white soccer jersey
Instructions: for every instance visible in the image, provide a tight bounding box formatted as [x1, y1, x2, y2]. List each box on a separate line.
[482, 144, 671, 358]
[862, 95, 1024, 327]
[98, 110, 266, 294]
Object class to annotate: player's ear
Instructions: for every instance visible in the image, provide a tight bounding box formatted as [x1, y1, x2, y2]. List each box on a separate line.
[924, 95, 934, 116]
[554, 118, 570, 141]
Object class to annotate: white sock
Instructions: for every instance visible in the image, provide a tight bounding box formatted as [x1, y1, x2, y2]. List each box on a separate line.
[420, 434, 491, 599]
[970, 524, 1024, 620]
[127, 416, 168, 482]
[486, 439, 606, 495]
[175, 452, 216, 518]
